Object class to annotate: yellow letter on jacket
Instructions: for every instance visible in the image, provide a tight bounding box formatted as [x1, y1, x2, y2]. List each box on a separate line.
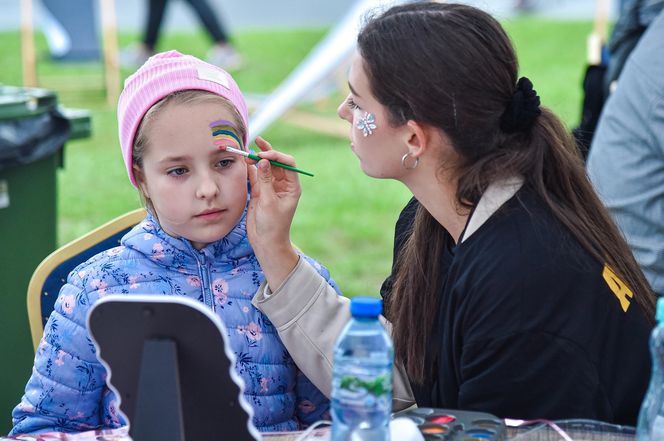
[602, 265, 633, 313]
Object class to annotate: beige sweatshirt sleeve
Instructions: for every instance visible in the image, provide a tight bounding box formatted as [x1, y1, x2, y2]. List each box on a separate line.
[252, 257, 415, 412]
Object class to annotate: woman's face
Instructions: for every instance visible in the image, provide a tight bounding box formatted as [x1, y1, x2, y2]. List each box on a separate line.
[337, 53, 411, 180]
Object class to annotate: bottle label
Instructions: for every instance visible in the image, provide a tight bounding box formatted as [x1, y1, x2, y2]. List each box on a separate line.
[341, 375, 390, 397]
[334, 371, 392, 411]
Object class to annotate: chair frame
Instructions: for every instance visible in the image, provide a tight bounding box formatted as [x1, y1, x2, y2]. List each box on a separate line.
[27, 208, 147, 351]
[20, 0, 121, 107]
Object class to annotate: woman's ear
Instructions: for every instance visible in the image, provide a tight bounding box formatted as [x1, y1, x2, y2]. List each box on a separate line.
[404, 120, 451, 159]
[403, 120, 431, 158]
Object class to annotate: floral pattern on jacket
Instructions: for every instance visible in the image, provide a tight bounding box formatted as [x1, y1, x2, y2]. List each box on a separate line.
[11, 210, 340, 435]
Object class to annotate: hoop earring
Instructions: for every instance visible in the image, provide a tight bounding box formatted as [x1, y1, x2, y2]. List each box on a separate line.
[401, 152, 419, 170]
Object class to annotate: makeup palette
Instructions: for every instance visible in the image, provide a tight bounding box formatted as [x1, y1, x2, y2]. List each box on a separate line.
[394, 408, 506, 441]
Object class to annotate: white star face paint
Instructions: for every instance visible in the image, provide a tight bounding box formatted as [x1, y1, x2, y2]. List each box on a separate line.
[356, 112, 377, 137]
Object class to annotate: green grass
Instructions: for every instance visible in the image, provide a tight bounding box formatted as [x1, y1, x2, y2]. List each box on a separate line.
[0, 18, 593, 297]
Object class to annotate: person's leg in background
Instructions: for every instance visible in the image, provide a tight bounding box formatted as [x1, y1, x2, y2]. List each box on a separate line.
[513, 0, 535, 13]
[184, 0, 228, 43]
[143, 0, 168, 52]
[120, 0, 168, 68]
[184, 0, 243, 70]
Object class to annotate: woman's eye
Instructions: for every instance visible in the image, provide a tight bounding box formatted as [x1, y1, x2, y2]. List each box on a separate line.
[167, 167, 187, 177]
[218, 159, 234, 168]
[346, 96, 360, 110]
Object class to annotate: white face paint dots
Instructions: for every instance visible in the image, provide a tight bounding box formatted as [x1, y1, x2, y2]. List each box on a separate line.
[356, 112, 377, 137]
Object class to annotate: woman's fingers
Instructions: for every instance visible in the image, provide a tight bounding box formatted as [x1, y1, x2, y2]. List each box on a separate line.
[252, 137, 297, 167]
[246, 161, 260, 198]
[243, 137, 272, 166]
[255, 158, 276, 189]
[254, 136, 273, 152]
[257, 150, 297, 166]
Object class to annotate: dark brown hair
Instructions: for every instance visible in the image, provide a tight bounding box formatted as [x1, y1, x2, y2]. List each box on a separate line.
[358, 2, 656, 382]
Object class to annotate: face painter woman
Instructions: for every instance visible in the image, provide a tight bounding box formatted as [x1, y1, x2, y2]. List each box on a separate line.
[245, 2, 656, 425]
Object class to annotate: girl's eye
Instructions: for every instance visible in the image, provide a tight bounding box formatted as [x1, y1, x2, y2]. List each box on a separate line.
[346, 96, 360, 110]
[218, 159, 234, 168]
[167, 167, 187, 177]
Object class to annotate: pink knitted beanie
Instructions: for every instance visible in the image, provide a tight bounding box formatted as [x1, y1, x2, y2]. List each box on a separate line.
[117, 50, 248, 187]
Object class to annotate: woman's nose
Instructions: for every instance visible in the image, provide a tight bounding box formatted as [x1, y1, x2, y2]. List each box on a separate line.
[337, 95, 352, 122]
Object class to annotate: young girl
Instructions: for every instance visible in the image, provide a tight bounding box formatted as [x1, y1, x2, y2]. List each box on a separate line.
[11, 51, 337, 435]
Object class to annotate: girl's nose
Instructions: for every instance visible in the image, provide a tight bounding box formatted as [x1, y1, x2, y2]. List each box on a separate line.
[195, 173, 219, 200]
[337, 95, 352, 122]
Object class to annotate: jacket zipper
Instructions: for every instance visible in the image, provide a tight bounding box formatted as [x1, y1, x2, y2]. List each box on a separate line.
[198, 255, 214, 309]
[186, 242, 214, 309]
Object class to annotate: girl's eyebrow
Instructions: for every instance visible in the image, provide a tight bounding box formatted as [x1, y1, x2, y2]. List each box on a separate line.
[213, 149, 236, 157]
[159, 155, 191, 164]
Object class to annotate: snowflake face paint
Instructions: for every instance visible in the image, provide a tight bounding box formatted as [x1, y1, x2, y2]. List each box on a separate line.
[356, 112, 377, 137]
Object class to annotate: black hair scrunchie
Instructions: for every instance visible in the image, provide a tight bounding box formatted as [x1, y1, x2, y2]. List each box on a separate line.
[500, 77, 541, 133]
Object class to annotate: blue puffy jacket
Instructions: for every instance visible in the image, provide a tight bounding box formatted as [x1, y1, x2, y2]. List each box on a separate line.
[11, 210, 339, 435]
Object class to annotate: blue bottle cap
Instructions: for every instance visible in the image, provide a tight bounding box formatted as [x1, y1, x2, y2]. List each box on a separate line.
[657, 297, 664, 323]
[350, 296, 383, 317]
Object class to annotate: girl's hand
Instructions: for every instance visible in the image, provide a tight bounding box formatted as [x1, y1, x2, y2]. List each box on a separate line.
[246, 137, 301, 289]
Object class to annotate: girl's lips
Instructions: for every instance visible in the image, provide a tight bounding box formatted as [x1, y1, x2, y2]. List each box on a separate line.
[195, 209, 224, 220]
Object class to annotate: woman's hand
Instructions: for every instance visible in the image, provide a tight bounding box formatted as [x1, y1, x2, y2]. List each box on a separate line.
[246, 137, 301, 289]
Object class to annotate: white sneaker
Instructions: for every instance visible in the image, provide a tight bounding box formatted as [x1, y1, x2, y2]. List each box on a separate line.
[120, 44, 154, 69]
[207, 45, 243, 71]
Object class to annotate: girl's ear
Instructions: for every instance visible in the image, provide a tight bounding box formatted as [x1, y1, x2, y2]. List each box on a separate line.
[133, 165, 150, 198]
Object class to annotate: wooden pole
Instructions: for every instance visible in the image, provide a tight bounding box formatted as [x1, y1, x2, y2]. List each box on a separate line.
[588, 0, 611, 65]
[20, 0, 37, 87]
[100, 0, 120, 107]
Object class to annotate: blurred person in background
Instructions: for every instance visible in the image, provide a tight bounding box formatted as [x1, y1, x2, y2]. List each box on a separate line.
[513, 0, 535, 13]
[120, 0, 243, 71]
[602, 0, 663, 98]
[587, 9, 664, 297]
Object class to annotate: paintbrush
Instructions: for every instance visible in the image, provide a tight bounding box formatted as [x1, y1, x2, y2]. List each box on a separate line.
[222, 146, 315, 177]
[210, 119, 314, 177]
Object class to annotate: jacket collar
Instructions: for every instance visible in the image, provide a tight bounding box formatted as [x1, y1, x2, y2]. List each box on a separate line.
[460, 176, 524, 243]
[121, 205, 252, 268]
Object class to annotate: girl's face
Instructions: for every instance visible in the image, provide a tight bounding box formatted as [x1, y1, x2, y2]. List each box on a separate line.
[337, 53, 410, 180]
[137, 100, 248, 250]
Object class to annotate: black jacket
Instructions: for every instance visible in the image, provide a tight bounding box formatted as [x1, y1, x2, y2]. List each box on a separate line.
[381, 187, 652, 425]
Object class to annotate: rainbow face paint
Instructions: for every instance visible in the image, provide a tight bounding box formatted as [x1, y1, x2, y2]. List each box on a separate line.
[356, 112, 376, 137]
[209, 119, 243, 150]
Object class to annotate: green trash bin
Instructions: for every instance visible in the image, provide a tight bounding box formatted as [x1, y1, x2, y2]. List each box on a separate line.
[0, 85, 91, 433]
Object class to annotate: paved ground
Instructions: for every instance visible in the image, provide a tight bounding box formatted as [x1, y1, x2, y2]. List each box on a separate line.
[0, 0, 604, 33]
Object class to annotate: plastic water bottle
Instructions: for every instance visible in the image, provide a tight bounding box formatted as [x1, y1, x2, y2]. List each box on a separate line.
[331, 297, 394, 441]
[637, 297, 664, 441]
